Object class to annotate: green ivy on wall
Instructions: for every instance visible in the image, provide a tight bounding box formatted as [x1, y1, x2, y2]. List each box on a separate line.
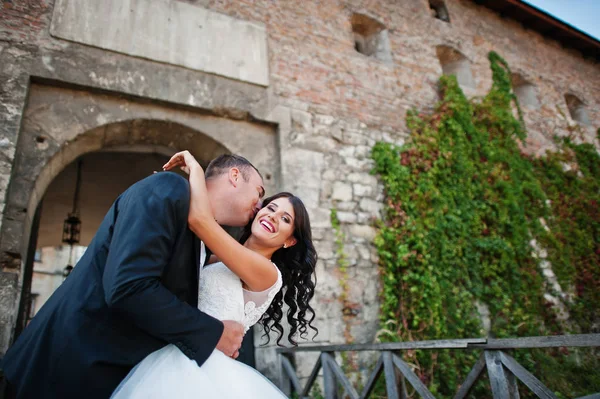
[371, 52, 599, 397]
[330, 209, 360, 381]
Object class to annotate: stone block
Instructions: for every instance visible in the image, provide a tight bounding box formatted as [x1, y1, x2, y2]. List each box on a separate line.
[51, 0, 269, 86]
[291, 134, 338, 153]
[336, 211, 357, 224]
[336, 201, 357, 211]
[5, 176, 35, 210]
[0, 218, 24, 255]
[331, 182, 353, 202]
[0, 136, 16, 163]
[308, 207, 332, 229]
[359, 198, 383, 217]
[357, 245, 372, 261]
[355, 145, 372, 159]
[321, 169, 340, 181]
[330, 125, 343, 142]
[353, 183, 373, 197]
[315, 268, 342, 299]
[344, 156, 374, 171]
[339, 146, 355, 158]
[311, 228, 327, 241]
[313, 114, 335, 126]
[357, 212, 375, 224]
[349, 225, 377, 241]
[282, 148, 324, 209]
[0, 271, 18, 353]
[291, 109, 313, 133]
[320, 180, 332, 201]
[342, 131, 374, 146]
[314, 240, 335, 260]
[347, 172, 378, 186]
[362, 273, 379, 305]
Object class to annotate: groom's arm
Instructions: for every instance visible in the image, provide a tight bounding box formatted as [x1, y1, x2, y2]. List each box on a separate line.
[102, 172, 222, 366]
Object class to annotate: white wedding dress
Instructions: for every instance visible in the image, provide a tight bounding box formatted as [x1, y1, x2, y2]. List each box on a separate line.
[111, 261, 286, 398]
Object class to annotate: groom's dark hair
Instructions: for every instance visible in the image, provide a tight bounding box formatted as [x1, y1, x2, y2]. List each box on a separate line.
[204, 154, 262, 181]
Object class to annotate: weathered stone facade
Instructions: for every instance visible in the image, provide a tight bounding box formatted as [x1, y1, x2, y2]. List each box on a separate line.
[1, 0, 598, 388]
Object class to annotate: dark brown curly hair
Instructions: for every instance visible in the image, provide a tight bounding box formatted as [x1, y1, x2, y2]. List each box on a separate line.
[239, 192, 318, 346]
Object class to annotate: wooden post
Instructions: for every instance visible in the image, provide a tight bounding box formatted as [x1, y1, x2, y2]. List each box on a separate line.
[323, 353, 359, 399]
[278, 353, 292, 397]
[321, 352, 338, 399]
[359, 354, 383, 399]
[400, 376, 409, 399]
[301, 355, 323, 399]
[454, 353, 486, 399]
[485, 351, 519, 399]
[499, 352, 558, 399]
[382, 352, 400, 399]
[507, 371, 520, 399]
[391, 354, 436, 399]
[280, 354, 303, 395]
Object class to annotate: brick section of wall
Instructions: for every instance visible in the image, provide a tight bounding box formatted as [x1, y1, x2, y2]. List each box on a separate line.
[194, 0, 598, 145]
[0, 0, 51, 42]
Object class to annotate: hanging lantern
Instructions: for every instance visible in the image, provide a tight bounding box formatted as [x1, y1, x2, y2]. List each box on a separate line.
[62, 212, 81, 245]
[62, 159, 83, 246]
[63, 264, 74, 279]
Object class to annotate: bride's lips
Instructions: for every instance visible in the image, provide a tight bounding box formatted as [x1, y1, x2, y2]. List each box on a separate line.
[259, 219, 275, 233]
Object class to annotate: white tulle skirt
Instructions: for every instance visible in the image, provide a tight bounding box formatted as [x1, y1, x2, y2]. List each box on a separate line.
[111, 344, 287, 398]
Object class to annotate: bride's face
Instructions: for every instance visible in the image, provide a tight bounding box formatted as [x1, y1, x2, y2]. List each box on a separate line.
[250, 197, 296, 249]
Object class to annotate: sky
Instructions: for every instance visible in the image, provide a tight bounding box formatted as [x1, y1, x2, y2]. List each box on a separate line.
[523, 0, 600, 40]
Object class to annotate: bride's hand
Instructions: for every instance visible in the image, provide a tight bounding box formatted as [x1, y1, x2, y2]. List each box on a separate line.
[162, 150, 202, 175]
[163, 150, 213, 224]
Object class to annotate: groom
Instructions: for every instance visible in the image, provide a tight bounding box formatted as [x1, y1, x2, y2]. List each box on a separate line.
[1, 154, 265, 399]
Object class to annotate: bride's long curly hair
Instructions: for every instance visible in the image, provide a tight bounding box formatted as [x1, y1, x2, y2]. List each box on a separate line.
[239, 192, 318, 346]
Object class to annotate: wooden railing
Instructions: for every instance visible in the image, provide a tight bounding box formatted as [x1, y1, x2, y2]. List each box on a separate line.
[277, 334, 600, 399]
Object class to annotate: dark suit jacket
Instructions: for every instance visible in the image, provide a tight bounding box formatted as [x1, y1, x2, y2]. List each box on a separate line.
[1, 172, 223, 399]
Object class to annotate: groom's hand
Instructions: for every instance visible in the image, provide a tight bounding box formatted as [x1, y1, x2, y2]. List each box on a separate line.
[217, 320, 244, 359]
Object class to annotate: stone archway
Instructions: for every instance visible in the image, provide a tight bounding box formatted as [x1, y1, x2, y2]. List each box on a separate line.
[0, 82, 279, 352]
[25, 150, 176, 330]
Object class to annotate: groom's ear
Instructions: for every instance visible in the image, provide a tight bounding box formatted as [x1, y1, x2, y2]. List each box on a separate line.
[228, 167, 241, 187]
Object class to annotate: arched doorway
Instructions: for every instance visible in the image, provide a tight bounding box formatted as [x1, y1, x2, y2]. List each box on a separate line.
[0, 83, 279, 355]
[25, 150, 174, 326]
[14, 118, 232, 334]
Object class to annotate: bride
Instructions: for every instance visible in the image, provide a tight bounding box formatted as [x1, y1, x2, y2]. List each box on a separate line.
[111, 151, 318, 398]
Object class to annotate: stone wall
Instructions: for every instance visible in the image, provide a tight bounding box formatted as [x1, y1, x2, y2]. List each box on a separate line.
[1, 0, 599, 388]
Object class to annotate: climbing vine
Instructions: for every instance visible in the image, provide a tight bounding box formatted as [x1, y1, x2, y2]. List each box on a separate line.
[371, 52, 599, 397]
[330, 209, 360, 379]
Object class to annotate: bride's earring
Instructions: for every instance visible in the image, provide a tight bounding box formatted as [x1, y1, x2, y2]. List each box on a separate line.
[283, 244, 287, 249]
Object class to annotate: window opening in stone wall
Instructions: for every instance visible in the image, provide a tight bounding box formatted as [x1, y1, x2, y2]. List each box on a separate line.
[511, 73, 540, 109]
[564, 94, 590, 125]
[34, 248, 43, 262]
[351, 13, 392, 63]
[435, 45, 475, 89]
[429, 0, 450, 22]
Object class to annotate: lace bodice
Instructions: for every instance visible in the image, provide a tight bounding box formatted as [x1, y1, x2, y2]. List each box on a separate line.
[197, 261, 282, 333]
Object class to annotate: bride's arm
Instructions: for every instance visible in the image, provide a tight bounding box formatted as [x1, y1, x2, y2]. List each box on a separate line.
[163, 151, 278, 292]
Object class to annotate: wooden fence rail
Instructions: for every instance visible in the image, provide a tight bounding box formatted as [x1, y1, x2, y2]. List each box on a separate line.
[277, 334, 600, 399]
